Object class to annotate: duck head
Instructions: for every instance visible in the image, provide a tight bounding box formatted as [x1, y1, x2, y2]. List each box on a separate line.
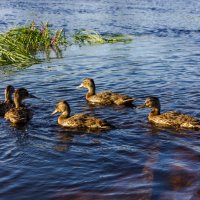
[138, 97, 161, 115]
[78, 78, 95, 89]
[77, 78, 96, 96]
[14, 88, 37, 108]
[51, 100, 71, 117]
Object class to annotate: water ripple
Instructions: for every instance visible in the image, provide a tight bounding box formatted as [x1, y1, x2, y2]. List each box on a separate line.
[0, 0, 200, 199]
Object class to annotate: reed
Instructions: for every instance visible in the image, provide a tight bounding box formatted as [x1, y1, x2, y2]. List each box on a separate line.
[0, 21, 66, 67]
[0, 22, 133, 67]
[0, 34, 38, 67]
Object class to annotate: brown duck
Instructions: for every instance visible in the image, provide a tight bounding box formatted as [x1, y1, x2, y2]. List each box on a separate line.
[5, 88, 36, 124]
[138, 96, 200, 130]
[78, 78, 136, 106]
[0, 85, 15, 117]
[51, 100, 112, 129]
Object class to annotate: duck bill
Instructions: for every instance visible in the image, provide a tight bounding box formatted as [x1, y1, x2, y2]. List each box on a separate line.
[28, 94, 38, 99]
[76, 83, 84, 89]
[51, 109, 58, 116]
[137, 104, 147, 109]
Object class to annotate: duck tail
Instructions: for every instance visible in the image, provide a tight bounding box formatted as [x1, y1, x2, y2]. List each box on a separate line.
[125, 98, 136, 102]
[194, 124, 200, 131]
[101, 125, 114, 130]
[119, 98, 136, 106]
[124, 98, 136, 102]
[100, 121, 115, 129]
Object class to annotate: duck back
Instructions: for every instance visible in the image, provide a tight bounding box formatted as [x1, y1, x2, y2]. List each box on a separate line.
[149, 111, 200, 129]
[5, 107, 32, 124]
[58, 113, 112, 129]
[88, 91, 135, 105]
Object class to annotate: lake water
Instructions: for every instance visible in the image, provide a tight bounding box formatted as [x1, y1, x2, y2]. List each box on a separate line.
[0, 0, 200, 199]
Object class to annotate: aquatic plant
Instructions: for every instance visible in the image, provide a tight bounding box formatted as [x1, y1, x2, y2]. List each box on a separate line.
[6, 21, 67, 52]
[102, 33, 133, 43]
[0, 22, 133, 67]
[0, 21, 66, 67]
[73, 29, 133, 45]
[73, 30, 105, 44]
[0, 34, 38, 67]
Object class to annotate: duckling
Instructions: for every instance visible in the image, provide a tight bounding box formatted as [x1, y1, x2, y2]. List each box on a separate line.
[138, 96, 200, 130]
[0, 85, 15, 117]
[51, 100, 112, 129]
[5, 88, 36, 124]
[78, 78, 136, 106]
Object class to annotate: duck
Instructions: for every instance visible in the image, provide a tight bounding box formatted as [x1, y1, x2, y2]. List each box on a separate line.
[5, 88, 36, 124]
[0, 85, 15, 117]
[78, 78, 136, 106]
[138, 96, 200, 130]
[51, 100, 112, 130]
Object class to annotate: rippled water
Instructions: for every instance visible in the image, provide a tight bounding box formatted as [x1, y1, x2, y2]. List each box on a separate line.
[0, 0, 200, 199]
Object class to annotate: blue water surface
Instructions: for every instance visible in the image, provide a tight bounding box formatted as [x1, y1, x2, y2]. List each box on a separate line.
[0, 0, 200, 199]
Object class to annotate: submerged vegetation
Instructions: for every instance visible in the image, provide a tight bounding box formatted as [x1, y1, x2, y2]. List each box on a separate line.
[0, 21, 133, 67]
[73, 29, 133, 44]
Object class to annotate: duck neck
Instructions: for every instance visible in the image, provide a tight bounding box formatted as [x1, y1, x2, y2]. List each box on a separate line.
[58, 110, 70, 125]
[86, 85, 95, 99]
[5, 90, 12, 103]
[59, 105, 71, 119]
[150, 107, 160, 116]
[14, 95, 23, 109]
[60, 111, 70, 118]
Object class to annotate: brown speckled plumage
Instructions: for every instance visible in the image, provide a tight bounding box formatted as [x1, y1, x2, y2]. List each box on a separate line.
[0, 85, 15, 117]
[5, 88, 36, 124]
[51, 100, 112, 129]
[5, 107, 32, 124]
[78, 78, 136, 106]
[138, 97, 200, 130]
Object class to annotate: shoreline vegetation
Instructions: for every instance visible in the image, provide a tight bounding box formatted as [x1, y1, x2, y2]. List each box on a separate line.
[0, 21, 133, 67]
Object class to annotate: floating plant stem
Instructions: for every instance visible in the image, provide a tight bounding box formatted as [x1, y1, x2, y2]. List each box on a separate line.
[73, 29, 133, 45]
[73, 30, 105, 44]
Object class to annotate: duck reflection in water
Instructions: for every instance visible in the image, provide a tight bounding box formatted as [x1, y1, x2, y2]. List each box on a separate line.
[54, 128, 102, 152]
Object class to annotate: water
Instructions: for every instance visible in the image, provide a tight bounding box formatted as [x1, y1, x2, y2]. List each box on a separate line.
[0, 0, 200, 199]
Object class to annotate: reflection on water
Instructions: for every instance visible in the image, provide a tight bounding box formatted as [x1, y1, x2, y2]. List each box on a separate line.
[0, 0, 200, 199]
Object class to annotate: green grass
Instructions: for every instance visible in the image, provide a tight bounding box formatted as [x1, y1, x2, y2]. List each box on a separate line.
[0, 34, 38, 67]
[0, 22, 133, 67]
[0, 21, 67, 67]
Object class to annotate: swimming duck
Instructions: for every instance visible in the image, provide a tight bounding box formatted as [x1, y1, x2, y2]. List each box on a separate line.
[138, 96, 200, 130]
[5, 88, 36, 124]
[78, 78, 136, 106]
[0, 85, 15, 117]
[51, 100, 112, 129]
